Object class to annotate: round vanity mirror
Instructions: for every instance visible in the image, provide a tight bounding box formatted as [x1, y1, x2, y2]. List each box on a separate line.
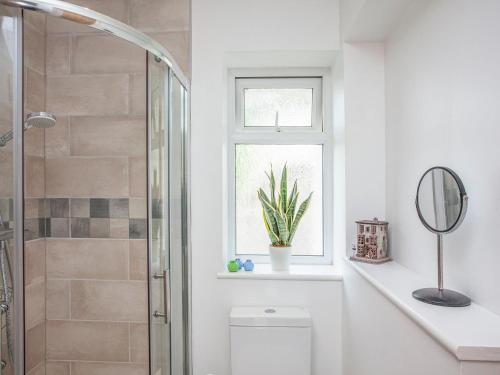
[416, 167, 467, 234]
[413, 166, 471, 307]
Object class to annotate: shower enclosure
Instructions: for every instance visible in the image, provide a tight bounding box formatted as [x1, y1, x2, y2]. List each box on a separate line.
[0, 1, 190, 374]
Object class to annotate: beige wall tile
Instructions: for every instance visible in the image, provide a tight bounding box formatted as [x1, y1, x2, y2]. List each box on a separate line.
[45, 116, 70, 158]
[130, 322, 149, 362]
[24, 11, 46, 31]
[27, 361, 45, 375]
[129, 198, 147, 218]
[70, 116, 146, 157]
[46, 239, 129, 280]
[25, 281, 46, 330]
[24, 23, 46, 75]
[130, 0, 189, 32]
[25, 68, 45, 112]
[148, 31, 190, 76]
[46, 0, 129, 34]
[46, 361, 70, 375]
[73, 35, 145, 74]
[45, 157, 129, 197]
[129, 156, 147, 197]
[46, 35, 70, 75]
[24, 127, 45, 158]
[26, 322, 45, 371]
[129, 240, 147, 280]
[46, 75, 129, 116]
[46, 279, 70, 320]
[130, 73, 146, 115]
[25, 156, 45, 198]
[25, 239, 46, 285]
[71, 362, 148, 375]
[71, 280, 148, 321]
[46, 320, 129, 361]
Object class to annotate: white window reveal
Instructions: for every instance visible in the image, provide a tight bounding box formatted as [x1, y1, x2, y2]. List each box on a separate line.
[228, 68, 333, 265]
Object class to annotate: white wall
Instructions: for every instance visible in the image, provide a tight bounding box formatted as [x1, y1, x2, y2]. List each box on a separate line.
[385, 0, 500, 316]
[343, 42, 386, 251]
[191, 1, 342, 374]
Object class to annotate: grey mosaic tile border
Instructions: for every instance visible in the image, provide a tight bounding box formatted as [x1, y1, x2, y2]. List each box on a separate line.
[22, 198, 147, 240]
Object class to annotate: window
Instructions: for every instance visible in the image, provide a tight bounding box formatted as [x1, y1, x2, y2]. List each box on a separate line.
[236, 77, 322, 129]
[228, 69, 333, 264]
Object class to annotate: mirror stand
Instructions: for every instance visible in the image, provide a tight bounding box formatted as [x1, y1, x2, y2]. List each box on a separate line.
[412, 234, 471, 307]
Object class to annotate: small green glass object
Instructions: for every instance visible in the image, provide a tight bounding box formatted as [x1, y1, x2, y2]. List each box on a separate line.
[227, 260, 240, 272]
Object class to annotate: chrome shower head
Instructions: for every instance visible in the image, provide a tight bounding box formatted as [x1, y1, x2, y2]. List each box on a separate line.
[25, 112, 56, 129]
[0, 112, 57, 148]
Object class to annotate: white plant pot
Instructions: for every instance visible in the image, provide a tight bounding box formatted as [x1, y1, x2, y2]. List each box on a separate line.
[269, 245, 292, 271]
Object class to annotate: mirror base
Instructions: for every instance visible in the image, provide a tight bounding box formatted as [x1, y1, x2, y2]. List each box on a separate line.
[412, 288, 471, 307]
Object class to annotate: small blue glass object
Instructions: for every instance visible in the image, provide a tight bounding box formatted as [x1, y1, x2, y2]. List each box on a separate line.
[243, 259, 254, 272]
[235, 258, 244, 270]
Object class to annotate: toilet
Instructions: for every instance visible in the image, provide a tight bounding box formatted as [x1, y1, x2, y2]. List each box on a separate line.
[230, 306, 312, 375]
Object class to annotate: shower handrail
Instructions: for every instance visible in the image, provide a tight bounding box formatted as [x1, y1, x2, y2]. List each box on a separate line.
[0, 0, 190, 89]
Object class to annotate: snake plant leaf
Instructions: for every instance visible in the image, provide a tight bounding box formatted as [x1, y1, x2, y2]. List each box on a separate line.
[288, 180, 297, 208]
[288, 192, 313, 244]
[274, 211, 290, 245]
[262, 208, 279, 244]
[279, 164, 288, 214]
[265, 166, 277, 209]
[286, 192, 299, 228]
[258, 189, 279, 238]
[258, 188, 272, 206]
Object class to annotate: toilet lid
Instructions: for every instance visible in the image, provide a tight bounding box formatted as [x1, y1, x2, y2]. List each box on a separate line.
[230, 306, 311, 327]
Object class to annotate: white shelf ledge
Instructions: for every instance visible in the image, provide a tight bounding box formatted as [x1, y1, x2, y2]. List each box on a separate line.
[217, 264, 343, 281]
[346, 258, 500, 362]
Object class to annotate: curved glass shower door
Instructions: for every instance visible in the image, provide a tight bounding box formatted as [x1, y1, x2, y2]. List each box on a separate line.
[0, 1, 190, 373]
[148, 52, 189, 375]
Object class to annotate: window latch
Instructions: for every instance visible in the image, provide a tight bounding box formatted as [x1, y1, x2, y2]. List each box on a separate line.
[274, 111, 281, 132]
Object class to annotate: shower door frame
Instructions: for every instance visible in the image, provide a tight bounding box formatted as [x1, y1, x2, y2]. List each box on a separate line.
[11, 7, 25, 375]
[0, 1, 192, 374]
[147, 54, 191, 375]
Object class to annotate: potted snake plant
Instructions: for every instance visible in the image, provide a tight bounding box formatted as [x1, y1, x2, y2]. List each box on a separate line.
[257, 164, 312, 271]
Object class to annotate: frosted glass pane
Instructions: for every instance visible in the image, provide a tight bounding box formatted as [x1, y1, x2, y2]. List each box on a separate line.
[244, 89, 313, 127]
[235, 145, 323, 256]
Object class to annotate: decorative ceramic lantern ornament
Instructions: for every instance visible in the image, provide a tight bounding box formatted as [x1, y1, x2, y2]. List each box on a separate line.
[351, 218, 390, 264]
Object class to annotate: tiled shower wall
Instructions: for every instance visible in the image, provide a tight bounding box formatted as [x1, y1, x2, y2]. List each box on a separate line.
[22, 0, 190, 374]
[43, 8, 150, 372]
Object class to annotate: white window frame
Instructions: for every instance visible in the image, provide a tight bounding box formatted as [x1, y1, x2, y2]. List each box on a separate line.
[227, 67, 333, 265]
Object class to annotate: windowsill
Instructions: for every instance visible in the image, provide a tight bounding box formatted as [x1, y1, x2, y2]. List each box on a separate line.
[217, 263, 343, 281]
[346, 258, 500, 362]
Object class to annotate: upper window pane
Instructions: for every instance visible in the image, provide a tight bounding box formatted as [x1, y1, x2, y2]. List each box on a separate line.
[244, 88, 313, 127]
[235, 76, 322, 130]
